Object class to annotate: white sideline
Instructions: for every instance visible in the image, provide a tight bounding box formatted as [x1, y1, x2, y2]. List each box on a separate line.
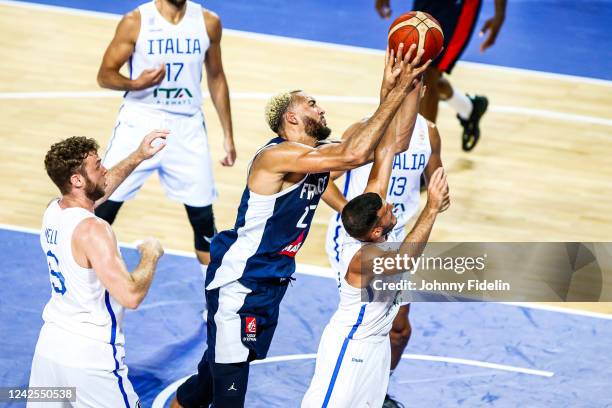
[1, 90, 611, 127]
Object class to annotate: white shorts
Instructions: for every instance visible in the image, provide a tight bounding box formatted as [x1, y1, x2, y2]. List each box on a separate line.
[102, 102, 217, 207]
[302, 325, 390, 408]
[28, 354, 139, 408]
[28, 324, 139, 407]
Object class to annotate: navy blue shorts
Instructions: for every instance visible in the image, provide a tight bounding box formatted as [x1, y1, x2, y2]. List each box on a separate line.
[206, 277, 291, 364]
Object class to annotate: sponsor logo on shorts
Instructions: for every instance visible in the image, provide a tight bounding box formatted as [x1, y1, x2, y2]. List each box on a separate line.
[351, 358, 363, 363]
[244, 316, 257, 342]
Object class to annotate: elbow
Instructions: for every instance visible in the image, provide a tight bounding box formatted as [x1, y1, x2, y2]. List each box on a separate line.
[121, 293, 144, 310]
[345, 147, 369, 167]
[97, 68, 114, 89]
[97, 70, 107, 89]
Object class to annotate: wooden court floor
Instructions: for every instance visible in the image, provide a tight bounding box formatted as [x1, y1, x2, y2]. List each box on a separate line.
[1, 3, 611, 313]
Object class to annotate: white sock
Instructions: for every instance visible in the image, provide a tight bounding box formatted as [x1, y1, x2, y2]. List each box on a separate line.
[200, 263, 208, 282]
[447, 87, 473, 119]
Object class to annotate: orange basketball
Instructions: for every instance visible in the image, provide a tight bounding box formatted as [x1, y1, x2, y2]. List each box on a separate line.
[388, 11, 444, 65]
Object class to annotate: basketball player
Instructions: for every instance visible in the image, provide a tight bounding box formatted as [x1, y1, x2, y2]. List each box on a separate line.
[29, 131, 167, 407]
[170, 45, 429, 408]
[322, 102, 442, 407]
[376, 0, 507, 151]
[96, 0, 235, 278]
[302, 104, 449, 407]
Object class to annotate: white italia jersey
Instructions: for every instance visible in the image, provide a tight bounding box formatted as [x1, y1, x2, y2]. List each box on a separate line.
[124, 0, 210, 115]
[302, 241, 399, 407]
[326, 114, 431, 274]
[37, 199, 126, 369]
[332, 241, 401, 340]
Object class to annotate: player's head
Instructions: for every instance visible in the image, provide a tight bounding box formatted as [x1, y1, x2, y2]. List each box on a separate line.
[44, 136, 107, 201]
[341, 192, 397, 242]
[265, 90, 331, 141]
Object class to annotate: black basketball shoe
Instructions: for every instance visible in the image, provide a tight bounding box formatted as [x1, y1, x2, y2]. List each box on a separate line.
[383, 394, 404, 408]
[458, 94, 488, 152]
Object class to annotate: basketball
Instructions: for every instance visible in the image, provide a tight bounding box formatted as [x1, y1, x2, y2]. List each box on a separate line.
[388, 11, 444, 65]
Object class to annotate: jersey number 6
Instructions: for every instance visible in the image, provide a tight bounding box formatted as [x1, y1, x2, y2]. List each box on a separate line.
[46, 250, 67, 295]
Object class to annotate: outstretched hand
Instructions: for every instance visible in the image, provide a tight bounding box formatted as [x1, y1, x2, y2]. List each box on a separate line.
[394, 44, 432, 91]
[136, 129, 169, 161]
[426, 167, 450, 213]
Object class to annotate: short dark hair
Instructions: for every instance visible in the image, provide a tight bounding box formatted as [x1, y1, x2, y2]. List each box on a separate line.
[44, 136, 99, 194]
[341, 192, 383, 240]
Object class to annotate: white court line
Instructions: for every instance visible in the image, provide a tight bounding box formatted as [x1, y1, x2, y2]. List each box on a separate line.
[1, 90, 611, 127]
[150, 352, 553, 407]
[3, 222, 612, 320]
[2, 0, 612, 87]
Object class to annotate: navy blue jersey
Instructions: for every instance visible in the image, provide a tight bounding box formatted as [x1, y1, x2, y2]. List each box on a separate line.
[206, 137, 329, 289]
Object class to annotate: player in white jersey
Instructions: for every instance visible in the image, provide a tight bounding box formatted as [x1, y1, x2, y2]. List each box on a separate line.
[323, 69, 442, 408]
[95, 0, 235, 278]
[29, 132, 166, 407]
[302, 84, 450, 406]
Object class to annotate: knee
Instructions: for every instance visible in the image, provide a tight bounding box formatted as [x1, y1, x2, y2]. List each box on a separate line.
[185, 204, 216, 252]
[94, 200, 123, 224]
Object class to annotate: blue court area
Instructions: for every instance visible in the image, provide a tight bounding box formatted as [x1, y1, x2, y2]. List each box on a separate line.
[2, 227, 612, 407]
[19, 0, 612, 81]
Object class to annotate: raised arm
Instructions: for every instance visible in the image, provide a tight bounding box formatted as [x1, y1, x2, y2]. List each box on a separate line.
[259, 46, 430, 175]
[392, 167, 448, 270]
[365, 79, 424, 198]
[423, 121, 442, 183]
[95, 130, 168, 208]
[204, 10, 236, 167]
[353, 167, 448, 285]
[74, 218, 163, 309]
[322, 180, 348, 213]
[97, 10, 166, 91]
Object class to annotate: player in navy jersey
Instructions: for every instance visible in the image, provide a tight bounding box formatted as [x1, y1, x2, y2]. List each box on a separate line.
[376, 0, 507, 152]
[171, 45, 430, 408]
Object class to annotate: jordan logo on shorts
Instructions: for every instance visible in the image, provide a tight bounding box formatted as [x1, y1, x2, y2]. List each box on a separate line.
[228, 382, 238, 392]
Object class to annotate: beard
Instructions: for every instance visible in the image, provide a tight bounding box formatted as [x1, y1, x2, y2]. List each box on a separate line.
[303, 116, 332, 141]
[84, 175, 106, 202]
[380, 215, 397, 239]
